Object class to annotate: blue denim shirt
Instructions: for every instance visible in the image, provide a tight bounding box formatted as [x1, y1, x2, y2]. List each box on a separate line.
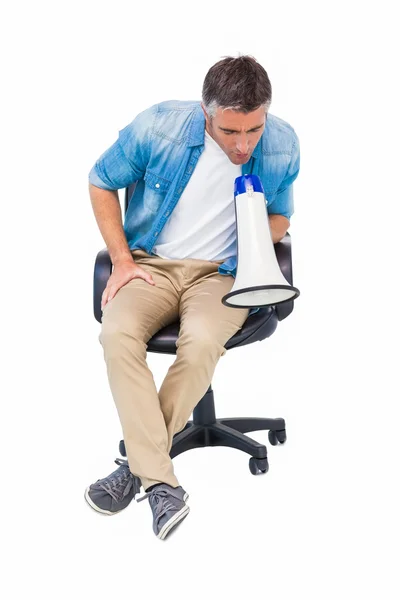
[89, 100, 300, 316]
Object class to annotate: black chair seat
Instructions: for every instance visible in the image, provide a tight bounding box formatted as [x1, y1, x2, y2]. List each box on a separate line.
[146, 307, 278, 355]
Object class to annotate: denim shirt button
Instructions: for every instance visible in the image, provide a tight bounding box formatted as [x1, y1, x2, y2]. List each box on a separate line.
[155, 183, 160, 188]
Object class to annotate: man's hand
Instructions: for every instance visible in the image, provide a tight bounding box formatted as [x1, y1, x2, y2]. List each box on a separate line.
[101, 260, 156, 310]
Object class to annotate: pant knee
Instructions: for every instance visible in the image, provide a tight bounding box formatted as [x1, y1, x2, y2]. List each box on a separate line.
[176, 335, 225, 364]
[99, 316, 146, 357]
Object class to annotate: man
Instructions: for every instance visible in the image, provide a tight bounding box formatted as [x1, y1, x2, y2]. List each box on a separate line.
[85, 55, 300, 540]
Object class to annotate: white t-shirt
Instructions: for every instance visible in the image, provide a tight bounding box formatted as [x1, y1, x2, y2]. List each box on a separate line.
[152, 130, 241, 261]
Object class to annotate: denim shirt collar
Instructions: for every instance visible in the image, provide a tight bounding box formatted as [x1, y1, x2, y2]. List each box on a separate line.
[187, 104, 206, 147]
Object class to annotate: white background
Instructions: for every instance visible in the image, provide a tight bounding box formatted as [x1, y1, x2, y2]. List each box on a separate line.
[1, 1, 399, 598]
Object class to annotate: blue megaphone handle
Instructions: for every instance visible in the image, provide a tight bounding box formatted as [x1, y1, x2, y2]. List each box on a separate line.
[234, 174, 265, 196]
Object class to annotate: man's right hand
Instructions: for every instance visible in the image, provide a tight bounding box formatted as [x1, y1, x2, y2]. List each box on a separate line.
[101, 260, 156, 311]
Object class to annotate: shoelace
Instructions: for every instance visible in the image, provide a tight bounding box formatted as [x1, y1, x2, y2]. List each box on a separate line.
[98, 458, 134, 502]
[137, 488, 178, 522]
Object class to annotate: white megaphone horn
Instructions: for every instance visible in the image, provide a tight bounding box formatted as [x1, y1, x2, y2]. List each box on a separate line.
[222, 174, 300, 308]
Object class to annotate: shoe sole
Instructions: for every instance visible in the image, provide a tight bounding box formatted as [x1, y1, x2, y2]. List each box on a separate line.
[84, 488, 188, 515]
[158, 504, 190, 540]
[84, 487, 126, 515]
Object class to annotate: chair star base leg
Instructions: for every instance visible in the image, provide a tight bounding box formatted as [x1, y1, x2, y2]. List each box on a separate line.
[119, 385, 286, 466]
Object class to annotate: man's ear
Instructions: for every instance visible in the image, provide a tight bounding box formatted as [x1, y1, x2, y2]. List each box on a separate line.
[201, 103, 208, 119]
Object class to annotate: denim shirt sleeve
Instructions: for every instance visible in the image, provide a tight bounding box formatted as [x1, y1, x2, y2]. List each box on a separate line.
[88, 105, 155, 190]
[267, 132, 300, 220]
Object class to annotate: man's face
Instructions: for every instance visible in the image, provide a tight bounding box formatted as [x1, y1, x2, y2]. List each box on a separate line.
[202, 104, 266, 165]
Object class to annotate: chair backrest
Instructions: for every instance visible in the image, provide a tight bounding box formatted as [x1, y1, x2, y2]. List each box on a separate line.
[124, 184, 136, 214]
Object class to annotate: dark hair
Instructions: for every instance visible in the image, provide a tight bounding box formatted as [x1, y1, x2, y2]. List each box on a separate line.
[202, 55, 272, 116]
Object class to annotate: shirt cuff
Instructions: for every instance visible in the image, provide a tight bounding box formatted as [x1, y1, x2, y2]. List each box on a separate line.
[88, 165, 116, 190]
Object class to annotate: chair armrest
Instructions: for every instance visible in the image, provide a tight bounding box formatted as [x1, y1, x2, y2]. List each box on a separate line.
[93, 248, 112, 323]
[274, 233, 295, 321]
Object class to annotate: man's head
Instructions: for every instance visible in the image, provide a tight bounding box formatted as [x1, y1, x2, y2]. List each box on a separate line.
[201, 55, 272, 165]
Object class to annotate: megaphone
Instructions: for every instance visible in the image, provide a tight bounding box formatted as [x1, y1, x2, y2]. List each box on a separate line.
[222, 174, 300, 308]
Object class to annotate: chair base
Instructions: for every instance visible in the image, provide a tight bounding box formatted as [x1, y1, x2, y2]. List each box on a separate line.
[119, 386, 286, 474]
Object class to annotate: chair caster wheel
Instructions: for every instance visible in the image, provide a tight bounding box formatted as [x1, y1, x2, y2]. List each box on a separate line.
[119, 440, 126, 457]
[249, 456, 269, 475]
[268, 429, 287, 446]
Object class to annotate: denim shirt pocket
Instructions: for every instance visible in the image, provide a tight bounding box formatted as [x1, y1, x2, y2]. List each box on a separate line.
[143, 171, 172, 215]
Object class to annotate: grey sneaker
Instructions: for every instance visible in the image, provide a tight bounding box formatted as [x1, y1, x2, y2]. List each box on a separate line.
[137, 483, 190, 540]
[84, 458, 141, 515]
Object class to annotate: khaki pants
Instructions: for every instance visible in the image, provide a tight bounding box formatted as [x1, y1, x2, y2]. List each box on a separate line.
[99, 249, 249, 491]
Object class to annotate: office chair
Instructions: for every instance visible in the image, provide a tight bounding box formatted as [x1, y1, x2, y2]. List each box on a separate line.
[93, 184, 296, 476]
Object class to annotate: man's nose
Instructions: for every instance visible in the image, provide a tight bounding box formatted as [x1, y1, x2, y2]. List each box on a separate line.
[236, 134, 249, 153]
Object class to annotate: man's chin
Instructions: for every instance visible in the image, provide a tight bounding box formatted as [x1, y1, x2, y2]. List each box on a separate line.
[230, 154, 250, 165]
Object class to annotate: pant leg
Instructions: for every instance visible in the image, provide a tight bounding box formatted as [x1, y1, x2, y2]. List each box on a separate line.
[99, 251, 182, 490]
[157, 260, 250, 453]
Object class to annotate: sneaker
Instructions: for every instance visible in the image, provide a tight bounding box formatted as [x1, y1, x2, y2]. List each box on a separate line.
[137, 483, 190, 540]
[84, 458, 141, 515]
